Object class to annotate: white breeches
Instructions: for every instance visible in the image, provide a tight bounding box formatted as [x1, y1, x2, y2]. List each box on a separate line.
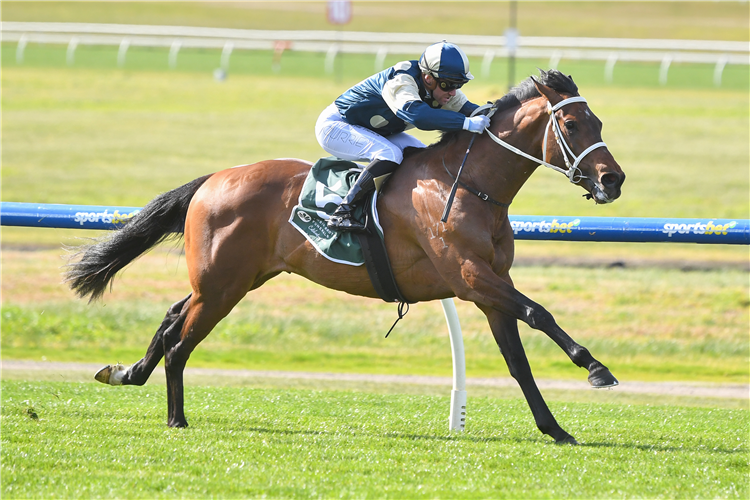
[315, 104, 426, 163]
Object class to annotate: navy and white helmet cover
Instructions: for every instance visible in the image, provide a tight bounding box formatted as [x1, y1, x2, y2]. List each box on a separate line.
[418, 41, 474, 82]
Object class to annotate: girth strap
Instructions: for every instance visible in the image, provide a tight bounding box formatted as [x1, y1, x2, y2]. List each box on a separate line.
[355, 211, 411, 337]
[356, 227, 407, 304]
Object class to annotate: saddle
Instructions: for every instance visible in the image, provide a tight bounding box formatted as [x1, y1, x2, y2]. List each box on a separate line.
[289, 157, 407, 304]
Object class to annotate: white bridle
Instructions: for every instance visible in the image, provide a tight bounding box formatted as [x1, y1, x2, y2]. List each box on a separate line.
[474, 96, 607, 184]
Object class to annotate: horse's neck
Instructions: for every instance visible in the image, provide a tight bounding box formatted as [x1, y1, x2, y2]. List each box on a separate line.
[451, 98, 549, 207]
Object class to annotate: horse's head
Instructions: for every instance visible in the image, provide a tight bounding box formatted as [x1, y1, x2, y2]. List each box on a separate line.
[532, 74, 625, 204]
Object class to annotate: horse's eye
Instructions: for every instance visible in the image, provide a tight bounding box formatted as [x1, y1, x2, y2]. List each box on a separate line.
[564, 120, 576, 131]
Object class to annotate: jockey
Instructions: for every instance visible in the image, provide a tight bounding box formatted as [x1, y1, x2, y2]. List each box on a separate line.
[315, 41, 490, 232]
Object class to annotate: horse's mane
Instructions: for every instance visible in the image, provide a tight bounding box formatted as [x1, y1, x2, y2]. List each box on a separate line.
[405, 69, 579, 157]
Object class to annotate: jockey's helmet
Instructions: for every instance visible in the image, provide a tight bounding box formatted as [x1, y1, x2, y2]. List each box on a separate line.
[418, 41, 474, 83]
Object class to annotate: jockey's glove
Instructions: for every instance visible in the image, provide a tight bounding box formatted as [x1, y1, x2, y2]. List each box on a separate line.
[463, 115, 491, 134]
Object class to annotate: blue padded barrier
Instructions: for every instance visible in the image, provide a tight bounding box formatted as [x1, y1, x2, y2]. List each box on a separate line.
[1, 202, 748, 244]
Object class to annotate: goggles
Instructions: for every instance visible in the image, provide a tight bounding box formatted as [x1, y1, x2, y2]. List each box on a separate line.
[437, 79, 465, 91]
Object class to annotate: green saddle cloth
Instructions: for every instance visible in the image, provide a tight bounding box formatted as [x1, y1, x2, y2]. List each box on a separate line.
[289, 157, 383, 266]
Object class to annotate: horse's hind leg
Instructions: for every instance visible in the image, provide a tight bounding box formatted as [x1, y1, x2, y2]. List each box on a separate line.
[480, 305, 577, 444]
[94, 294, 191, 386]
[162, 289, 248, 428]
[124, 294, 191, 385]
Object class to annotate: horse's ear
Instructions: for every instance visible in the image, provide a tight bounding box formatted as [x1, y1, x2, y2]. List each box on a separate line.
[532, 76, 563, 107]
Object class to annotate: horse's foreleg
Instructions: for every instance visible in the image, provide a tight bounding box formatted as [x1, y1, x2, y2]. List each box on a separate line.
[480, 305, 577, 444]
[499, 285, 618, 388]
[453, 263, 617, 388]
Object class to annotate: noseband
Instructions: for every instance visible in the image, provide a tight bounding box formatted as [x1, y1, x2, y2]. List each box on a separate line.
[479, 96, 607, 184]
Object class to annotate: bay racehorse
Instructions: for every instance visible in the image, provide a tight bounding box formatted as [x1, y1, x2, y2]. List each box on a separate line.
[67, 70, 625, 444]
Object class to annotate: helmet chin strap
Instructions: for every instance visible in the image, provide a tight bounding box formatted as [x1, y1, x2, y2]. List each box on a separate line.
[422, 73, 438, 92]
[421, 74, 442, 108]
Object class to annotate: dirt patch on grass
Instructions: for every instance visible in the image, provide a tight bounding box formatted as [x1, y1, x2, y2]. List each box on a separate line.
[3, 360, 747, 401]
[514, 256, 749, 271]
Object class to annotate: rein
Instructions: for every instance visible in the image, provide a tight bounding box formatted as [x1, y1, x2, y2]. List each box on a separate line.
[441, 155, 510, 209]
[440, 103, 502, 222]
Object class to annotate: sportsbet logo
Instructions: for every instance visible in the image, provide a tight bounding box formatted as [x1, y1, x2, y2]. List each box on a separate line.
[662, 220, 737, 237]
[508, 217, 743, 241]
[511, 218, 581, 235]
[73, 209, 140, 226]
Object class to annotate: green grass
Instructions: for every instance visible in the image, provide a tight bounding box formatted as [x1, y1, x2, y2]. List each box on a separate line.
[2, 381, 748, 499]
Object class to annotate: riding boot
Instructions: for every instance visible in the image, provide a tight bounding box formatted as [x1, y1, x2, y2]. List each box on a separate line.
[327, 159, 399, 232]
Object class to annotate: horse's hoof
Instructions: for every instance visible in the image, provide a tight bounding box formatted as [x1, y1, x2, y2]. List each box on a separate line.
[94, 363, 128, 385]
[588, 365, 619, 388]
[555, 434, 579, 445]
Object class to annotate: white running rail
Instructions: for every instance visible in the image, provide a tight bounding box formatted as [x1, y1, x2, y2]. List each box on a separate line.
[3, 22, 748, 67]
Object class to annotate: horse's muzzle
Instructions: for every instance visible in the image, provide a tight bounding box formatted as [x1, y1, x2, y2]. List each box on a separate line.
[589, 171, 625, 204]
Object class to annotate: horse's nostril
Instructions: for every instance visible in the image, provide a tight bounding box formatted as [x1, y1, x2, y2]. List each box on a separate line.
[601, 173, 620, 188]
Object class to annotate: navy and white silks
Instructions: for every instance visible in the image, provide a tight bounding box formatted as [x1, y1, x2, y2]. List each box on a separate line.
[315, 60, 479, 164]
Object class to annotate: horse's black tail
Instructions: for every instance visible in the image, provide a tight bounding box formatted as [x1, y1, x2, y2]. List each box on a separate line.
[65, 174, 213, 302]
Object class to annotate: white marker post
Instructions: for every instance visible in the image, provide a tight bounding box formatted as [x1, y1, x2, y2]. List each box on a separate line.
[441, 298, 467, 431]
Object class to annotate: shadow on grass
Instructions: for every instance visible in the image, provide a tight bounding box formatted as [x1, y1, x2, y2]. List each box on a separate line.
[385, 431, 545, 446]
[382, 432, 748, 455]
[208, 423, 540, 444]
[101, 414, 750, 456]
[579, 441, 747, 455]
[242, 426, 329, 437]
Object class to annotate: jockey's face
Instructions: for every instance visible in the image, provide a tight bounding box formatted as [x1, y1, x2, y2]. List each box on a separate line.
[423, 73, 456, 106]
[433, 85, 456, 106]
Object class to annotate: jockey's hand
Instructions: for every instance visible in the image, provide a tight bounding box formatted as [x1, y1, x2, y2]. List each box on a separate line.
[463, 115, 491, 134]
